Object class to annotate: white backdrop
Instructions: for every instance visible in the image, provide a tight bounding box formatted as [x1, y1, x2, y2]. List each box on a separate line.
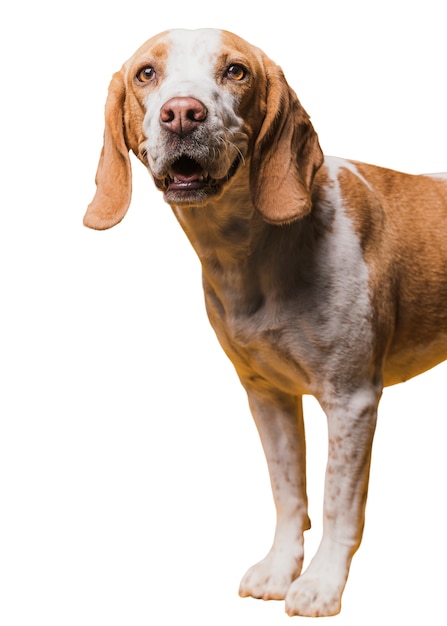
[1, 1, 446, 624]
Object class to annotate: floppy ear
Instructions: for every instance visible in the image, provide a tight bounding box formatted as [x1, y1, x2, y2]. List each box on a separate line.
[250, 62, 323, 224]
[84, 70, 132, 230]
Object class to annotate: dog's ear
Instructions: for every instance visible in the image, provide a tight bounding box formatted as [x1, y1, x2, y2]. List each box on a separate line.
[84, 70, 132, 230]
[250, 62, 323, 224]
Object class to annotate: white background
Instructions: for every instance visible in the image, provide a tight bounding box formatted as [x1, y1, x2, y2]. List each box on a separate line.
[1, 1, 447, 624]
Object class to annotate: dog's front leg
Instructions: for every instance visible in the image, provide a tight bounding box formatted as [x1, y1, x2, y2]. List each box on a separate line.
[238, 389, 310, 601]
[285, 387, 380, 617]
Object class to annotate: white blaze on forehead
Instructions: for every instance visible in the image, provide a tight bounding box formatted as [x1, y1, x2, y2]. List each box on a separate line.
[160, 28, 222, 100]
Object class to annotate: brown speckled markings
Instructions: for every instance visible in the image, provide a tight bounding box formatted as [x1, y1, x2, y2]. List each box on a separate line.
[85, 28, 447, 617]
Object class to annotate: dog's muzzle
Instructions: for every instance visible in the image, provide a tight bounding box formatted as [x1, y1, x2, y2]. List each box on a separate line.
[146, 96, 244, 204]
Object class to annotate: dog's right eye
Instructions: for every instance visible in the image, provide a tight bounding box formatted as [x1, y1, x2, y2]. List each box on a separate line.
[136, 66, 156, 83]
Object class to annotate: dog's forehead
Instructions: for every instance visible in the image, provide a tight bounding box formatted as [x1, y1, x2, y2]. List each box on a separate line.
[126, 29, 220, 72]
[164, 28, 222, 82]
[169, 28, 222, 57]
[125, 28, 262, 76]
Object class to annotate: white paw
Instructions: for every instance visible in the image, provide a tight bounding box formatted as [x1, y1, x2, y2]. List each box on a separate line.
[284, 573, 343, 617]
[239, 550, 303, 601]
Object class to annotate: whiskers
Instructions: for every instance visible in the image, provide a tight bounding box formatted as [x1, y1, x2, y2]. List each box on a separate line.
[218, 127, 248, 168]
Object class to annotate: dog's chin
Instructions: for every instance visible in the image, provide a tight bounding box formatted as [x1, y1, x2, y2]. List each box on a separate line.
[154, 154, 242, 206]
[162, 177, 221, 206]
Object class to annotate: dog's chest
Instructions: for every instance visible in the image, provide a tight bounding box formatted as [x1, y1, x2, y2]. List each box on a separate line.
[179, 196, 375, 396]
[208, 304, 311, 394]
[203, 261, 373, 397]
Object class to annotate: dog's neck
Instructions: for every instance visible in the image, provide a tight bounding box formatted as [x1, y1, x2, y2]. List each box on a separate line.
[169, 184, 318, 320]
[171, 195, 261, 264]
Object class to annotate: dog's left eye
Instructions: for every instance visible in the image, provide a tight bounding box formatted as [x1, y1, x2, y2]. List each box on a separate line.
[226, 64, 246, 81]
[136, 66, 156, 83]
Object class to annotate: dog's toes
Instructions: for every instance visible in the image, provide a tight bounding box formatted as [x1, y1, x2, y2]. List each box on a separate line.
[284, 574, 342, 617]
[239, 551, 302, 601]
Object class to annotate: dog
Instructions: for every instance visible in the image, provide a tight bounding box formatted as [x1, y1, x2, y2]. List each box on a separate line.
[84, 28, 447, 617]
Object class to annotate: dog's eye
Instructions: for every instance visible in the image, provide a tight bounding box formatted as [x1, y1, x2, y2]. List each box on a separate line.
[136, 66, 156, 83]
[226, 64, 246, 81]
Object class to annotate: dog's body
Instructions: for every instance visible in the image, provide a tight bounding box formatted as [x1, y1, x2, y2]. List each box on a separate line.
[84, 29, 447, 617]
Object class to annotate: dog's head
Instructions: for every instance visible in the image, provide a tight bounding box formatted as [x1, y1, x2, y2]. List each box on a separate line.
[84, 29, 323, 229]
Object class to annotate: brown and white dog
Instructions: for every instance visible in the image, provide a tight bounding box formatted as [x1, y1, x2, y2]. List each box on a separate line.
[84, 29, 447, 617]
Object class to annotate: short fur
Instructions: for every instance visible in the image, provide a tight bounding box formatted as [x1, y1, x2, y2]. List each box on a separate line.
[85, 29, 447, 617]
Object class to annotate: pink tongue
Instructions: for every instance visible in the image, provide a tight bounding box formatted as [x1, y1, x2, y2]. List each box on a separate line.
[169, 170, 206, 190]
[174, 171, 201, 182]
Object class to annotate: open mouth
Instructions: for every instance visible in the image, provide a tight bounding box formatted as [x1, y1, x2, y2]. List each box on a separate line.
[159, 153, 243, 201]
[167, 155, 210, 191]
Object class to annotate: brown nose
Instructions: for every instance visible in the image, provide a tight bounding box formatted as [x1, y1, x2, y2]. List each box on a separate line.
[160, 97, 207, 135]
